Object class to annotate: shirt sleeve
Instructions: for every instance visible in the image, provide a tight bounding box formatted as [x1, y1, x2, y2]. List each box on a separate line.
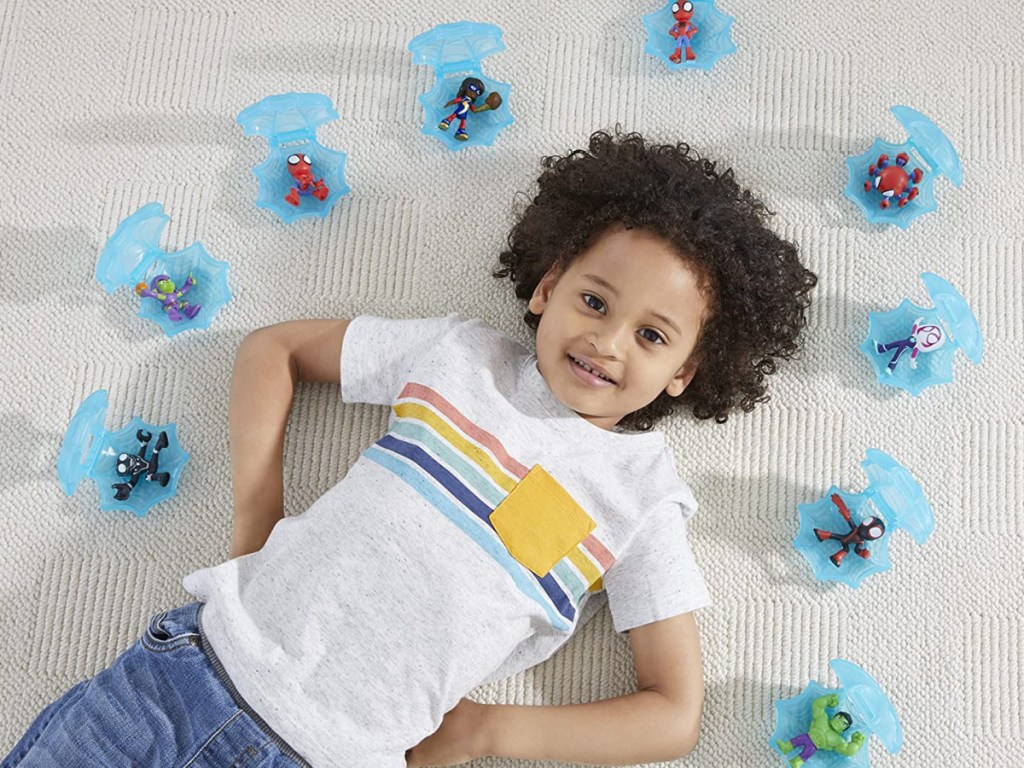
[602, 500, 711, 634]
[340, 314, 461, 405]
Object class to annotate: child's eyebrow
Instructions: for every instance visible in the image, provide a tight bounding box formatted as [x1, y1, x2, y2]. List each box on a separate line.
[583, 273, 682, 335]
[582, 273, 618, 296]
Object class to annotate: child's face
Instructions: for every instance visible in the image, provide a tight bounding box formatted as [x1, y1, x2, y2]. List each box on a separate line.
[528, 225, 708, 430]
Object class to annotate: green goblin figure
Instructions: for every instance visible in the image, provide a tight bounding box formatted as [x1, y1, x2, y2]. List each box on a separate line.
[776, 693, 865, 767]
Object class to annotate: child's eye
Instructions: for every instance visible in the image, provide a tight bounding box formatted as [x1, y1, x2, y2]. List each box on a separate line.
[582, 293, 606, 313]
[639, 328, 665, 344]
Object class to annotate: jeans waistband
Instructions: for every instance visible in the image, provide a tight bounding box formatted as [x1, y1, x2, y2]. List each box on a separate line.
[195, 604, 312, 768]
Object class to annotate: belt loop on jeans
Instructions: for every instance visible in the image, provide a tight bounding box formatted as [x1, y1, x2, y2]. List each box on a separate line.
[195, 604, 312, 767]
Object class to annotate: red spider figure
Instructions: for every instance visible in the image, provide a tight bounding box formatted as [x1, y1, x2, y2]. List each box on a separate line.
[668, 1, 698, 63]
[285, 153, 329, 206]
[814, 494, 886, 567]
[864, 153, 924, 209]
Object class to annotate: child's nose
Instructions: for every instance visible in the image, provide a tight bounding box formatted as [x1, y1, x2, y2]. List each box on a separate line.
[587, 324, 628, 358]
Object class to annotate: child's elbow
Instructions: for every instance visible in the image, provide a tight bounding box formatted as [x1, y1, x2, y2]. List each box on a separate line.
[669, 718, 701, 759]
[665, 698, 703, 759]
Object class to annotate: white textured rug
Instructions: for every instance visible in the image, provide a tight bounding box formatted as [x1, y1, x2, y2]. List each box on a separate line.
[1, 1, 1021, 765]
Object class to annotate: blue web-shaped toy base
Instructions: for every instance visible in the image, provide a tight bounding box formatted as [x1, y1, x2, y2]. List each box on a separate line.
[57, 390, 189, 518]
[795, 489, 892, 589]
[250, 142, 350, 223]
[135, 243, 231, 337]
[771, 682, 871, 768]
[93, 419, 188, 517]
[418, 74, 514, 151]
[641, 1, 737, 72]
[844, 141, 937, 229]
[96, 202, 231, 337]
[860, 299, 957, 396]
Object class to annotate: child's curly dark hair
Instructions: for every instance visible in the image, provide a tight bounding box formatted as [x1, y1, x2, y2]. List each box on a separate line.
[494, 129, 818, 430]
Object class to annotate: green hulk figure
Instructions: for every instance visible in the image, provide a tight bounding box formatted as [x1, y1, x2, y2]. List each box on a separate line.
[776, 693, 865, 767]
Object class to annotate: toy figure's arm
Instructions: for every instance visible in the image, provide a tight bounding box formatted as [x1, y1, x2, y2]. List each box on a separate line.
[836, 731, 866, 756]
[179, 273, 196, 295]
[407, 613, 704, 766]
[669, 23, 682, 38]
[228, 319, 350, 559]
[811, 693, 839, 721]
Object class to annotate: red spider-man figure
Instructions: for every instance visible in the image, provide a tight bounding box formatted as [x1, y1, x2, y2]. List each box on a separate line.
[864, 153, 924, 209]
[814, 494, 886, 567]
[285, 153, 329, 206]
[668, 1, 698, 63]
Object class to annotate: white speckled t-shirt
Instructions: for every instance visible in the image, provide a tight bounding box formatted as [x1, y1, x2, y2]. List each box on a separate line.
[184, 315, 710, 767]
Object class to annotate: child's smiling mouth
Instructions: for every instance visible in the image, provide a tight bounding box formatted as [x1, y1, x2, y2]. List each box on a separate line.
[567, 354, 616, 386]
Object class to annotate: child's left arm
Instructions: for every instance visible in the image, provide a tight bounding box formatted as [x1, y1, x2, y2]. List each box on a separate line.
[406, 612, 704, 766]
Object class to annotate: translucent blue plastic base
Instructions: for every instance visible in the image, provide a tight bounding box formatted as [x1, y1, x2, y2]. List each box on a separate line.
[795, 449, 933, 588]
[771, 660, 903, 767]
[860, 272, 983, 396]
[844, 105, 961, 229]
[795, 488, 892, 589]
[58, 389, 189, 517]
[237, 93, 350, 222]
[641, 1, 737, 72]
[97, 202, 231, 337]
[409, 21, 514, 151]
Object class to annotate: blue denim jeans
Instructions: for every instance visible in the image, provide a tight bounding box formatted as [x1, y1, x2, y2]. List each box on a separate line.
[2, 603, 310, 768]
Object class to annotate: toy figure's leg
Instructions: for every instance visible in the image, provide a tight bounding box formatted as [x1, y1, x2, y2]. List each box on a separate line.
[684, 34, 696, 61]
[285, 187, 300, 206]
[814, 528, 836, 541]
[789, 733, 817, 765]
[112, 475, 140, 501]
[776, 738, 794, 753]
[180, 302, 201, 320]
[439, 113, 456, 131]
[146, 432, 171, 487]
[165, 305, 184, 322]
[669, 43, 683, 63]
[454, 119, 469, 141]
[830, 549, 848, 566]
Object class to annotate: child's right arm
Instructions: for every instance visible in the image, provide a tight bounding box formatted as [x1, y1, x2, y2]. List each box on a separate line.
[227, 319, 350, 559]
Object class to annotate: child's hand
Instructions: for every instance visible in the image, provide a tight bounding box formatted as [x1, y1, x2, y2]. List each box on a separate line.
[405, 698, 488, 767]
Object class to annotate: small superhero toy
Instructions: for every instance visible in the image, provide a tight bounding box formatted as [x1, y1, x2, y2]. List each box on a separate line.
[135, 273, 201, 322]
[776, 694, 865, 768]
[668, 1, 698, 62]
[814, 493, 885, 567]
[113, 429, 171, 501]
[438, 76, 503, 141]
[642, 1, 736, 71]
[285, 153, 329, 206]
[864, 152, 924, 208]
[874, 316, 945, 374]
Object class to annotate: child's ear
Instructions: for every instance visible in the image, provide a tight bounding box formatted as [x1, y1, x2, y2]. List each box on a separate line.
[528, 269, 561, 315]
[665, 357, 699, 397]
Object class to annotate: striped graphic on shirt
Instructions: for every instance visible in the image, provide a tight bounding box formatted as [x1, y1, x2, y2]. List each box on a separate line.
[362, 382, 615, 631]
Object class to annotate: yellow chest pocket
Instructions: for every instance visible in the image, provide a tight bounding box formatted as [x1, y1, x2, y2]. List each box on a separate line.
[490, 465, 596, 578]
